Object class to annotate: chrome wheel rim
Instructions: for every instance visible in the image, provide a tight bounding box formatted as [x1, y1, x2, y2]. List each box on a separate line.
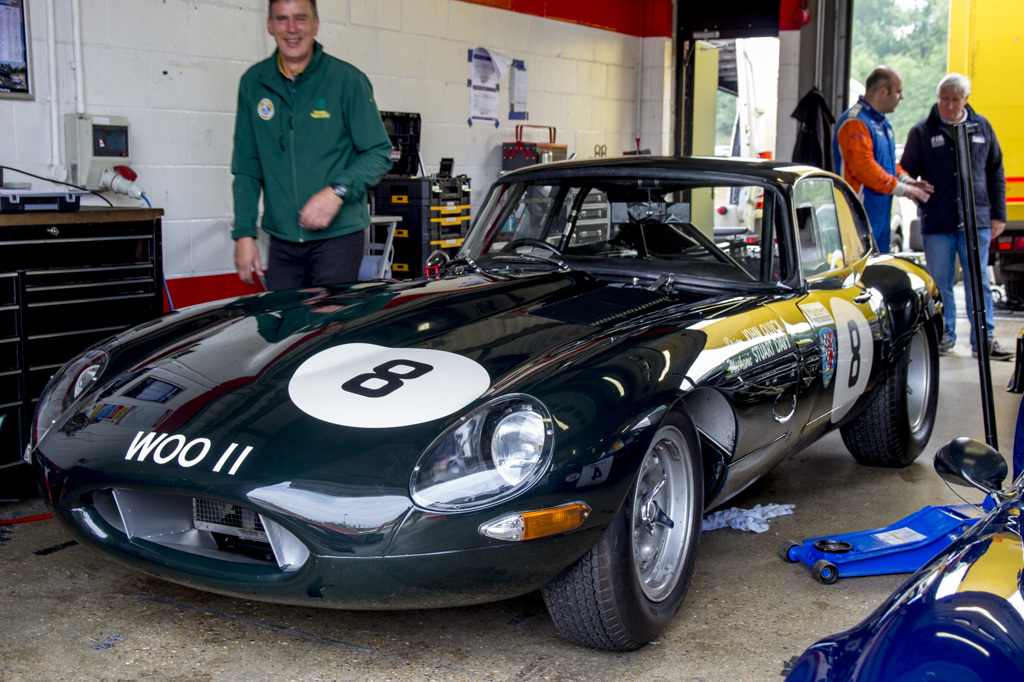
[906, 327, 932, 432]
[630, 425, 695, 602]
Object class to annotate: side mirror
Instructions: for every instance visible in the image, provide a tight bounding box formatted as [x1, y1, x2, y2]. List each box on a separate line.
[423, 250, 451, 279]
[934, 437, 1008, 494]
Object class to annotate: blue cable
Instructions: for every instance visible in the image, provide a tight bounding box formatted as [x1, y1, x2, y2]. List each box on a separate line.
[163, 278, 175, 312]
[141, 192, 152, 207]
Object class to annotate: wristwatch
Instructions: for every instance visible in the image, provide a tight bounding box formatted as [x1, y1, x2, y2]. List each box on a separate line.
[331, 183, 348, 201]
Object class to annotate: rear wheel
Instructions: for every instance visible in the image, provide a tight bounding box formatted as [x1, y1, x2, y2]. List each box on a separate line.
[840, 322, 939, 467]
[889, 229, 904, 254]
[542, 411, 703, 650]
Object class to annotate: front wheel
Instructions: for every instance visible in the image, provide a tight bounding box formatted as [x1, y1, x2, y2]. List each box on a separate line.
[840, 321, 939, 467]
[542, 411, 703, 650]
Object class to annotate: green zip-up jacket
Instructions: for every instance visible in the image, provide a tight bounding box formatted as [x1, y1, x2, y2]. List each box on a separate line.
[231, 42, 393, 243]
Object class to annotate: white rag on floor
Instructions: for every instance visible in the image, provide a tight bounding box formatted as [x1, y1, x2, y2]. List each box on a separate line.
[701, 503, 795, 533]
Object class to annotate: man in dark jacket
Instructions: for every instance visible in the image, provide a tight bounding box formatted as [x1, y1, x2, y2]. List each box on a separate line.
[901, 73, 1012, 359]
[231, 0, 393, 290]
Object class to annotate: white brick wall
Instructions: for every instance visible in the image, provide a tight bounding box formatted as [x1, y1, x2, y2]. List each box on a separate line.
[7, 0, 674, 280]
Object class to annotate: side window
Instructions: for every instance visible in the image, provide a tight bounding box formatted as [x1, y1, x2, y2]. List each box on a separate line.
[488, 184, 562, 252]
[568, 189, 610, 246]
[793, 178, 845, 277]
[832, 183, 872, 261]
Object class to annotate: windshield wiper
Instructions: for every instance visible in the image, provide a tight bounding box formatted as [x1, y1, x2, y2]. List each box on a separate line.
[488, 253, 569, 271]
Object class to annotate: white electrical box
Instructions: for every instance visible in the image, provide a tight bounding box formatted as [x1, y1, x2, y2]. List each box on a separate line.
[65, 114, 131, 190]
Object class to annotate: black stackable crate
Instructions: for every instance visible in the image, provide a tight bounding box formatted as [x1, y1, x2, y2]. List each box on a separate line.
[380, 111, 421, 177]
[375, 176, 471, 278]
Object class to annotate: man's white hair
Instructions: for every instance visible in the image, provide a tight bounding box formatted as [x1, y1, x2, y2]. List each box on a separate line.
[938, 72, 971, 98]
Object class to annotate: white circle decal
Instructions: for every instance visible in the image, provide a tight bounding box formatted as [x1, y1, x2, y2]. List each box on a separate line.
[288, 344, 490, 428]
[829, 298, 874, 423]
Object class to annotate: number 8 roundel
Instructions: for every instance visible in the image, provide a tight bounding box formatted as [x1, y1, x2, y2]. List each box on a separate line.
[289, 343, 491, 428]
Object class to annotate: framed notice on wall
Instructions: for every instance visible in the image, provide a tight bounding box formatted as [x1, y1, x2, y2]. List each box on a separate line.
[0, 0, 32, 100]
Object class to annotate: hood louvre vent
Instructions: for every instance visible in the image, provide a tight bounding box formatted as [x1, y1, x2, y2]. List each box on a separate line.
[531, 287, 668, 326]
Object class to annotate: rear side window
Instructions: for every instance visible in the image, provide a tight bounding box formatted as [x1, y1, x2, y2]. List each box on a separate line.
[832, 182, 873, 261]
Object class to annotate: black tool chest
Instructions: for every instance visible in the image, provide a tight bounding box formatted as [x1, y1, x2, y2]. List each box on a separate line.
[0, 208, 164, 468]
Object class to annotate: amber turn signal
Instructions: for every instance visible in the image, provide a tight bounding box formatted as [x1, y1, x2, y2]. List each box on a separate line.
[478, 503, 592, 542]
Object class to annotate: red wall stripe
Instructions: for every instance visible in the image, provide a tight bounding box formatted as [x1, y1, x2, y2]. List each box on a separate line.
[165, 273, 265, 312]
[455, 0, 673, 37]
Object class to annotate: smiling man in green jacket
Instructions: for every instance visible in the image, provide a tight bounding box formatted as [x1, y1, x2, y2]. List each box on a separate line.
[231, 0, 393, 290]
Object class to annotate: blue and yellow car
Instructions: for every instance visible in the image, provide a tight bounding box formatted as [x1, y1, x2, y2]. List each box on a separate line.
[29, 157, 942, 650]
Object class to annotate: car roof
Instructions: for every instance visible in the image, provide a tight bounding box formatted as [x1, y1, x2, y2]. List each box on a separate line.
[498, 155, 824, 186]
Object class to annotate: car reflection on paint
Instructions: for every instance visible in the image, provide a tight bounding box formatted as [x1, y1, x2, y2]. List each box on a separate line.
[785, 437, 1024, 680]
[29, 157, 943, 650]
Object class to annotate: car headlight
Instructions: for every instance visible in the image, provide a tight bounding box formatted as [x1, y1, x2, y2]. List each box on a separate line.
[411, 395, 554, 511]
[31, 348, 108, 449]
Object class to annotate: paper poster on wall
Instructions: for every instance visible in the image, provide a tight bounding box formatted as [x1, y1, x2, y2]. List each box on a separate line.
[470, 86, 498, 123]
[467, 47, 511, 127]
[0, 0, 32, 100]
[509, 60, 528, 120]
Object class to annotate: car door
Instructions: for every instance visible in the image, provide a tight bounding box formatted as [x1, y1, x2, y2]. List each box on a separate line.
[789, 175, 887, 434]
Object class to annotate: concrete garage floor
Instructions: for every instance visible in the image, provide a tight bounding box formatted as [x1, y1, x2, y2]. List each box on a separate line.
[2, 300, 1021, 682]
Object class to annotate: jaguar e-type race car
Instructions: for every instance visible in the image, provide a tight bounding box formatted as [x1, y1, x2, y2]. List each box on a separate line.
[29, 157, 942, 650]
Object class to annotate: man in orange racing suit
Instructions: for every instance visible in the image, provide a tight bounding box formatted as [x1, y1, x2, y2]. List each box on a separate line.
[833, 66, 932, 252]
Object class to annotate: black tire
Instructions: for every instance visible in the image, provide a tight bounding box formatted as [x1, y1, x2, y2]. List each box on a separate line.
[812, 560, 838, 585]
[840, 322, 939, 467]
[542, 411, 703, 650]
[889, 231, 903, 254]
[779, 540, 800, 563]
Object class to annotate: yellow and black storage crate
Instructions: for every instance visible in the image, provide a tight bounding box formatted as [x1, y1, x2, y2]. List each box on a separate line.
[374, 176, 471, 278]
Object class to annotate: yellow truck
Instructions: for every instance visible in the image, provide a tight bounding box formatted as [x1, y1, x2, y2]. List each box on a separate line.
[948, 0, 1024, 303]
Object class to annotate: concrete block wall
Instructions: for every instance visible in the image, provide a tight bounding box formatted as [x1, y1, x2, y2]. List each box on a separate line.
[2, 0, 673, 298]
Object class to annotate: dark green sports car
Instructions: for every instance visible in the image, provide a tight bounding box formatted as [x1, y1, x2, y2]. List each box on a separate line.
[29, 157, 942, 650]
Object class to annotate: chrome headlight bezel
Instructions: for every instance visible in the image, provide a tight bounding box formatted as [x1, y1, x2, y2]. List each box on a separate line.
[410, 394, 554, 512]
[31, 348, 109, 450]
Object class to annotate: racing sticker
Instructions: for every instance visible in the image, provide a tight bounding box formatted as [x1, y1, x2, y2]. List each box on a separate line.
[829, 299, 874, 422]
[799, 301, 835, 327]
[288, 343, 490, 428]
[576, 455, 614, 488]
[820, 328, 837, 388]
[125, 432, 254, 476]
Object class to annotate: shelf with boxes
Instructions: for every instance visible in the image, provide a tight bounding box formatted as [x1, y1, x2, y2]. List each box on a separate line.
[374, 176, 471, 278]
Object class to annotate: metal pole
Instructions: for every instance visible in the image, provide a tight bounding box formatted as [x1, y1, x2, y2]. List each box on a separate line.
[953, 122, 998, 449]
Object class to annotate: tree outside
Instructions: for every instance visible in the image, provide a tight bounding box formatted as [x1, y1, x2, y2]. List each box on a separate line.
[851, 0, 951, 144]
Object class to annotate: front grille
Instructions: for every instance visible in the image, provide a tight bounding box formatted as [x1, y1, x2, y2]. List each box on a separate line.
[193, 498, 267, 541]
[90, 488, 309, 571]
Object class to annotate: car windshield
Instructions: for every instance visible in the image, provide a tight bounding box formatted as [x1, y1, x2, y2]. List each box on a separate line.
[459, 174, 786, 288]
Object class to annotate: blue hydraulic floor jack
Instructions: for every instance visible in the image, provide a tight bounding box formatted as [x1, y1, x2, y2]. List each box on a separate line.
[779, 503, 987, 584]
[782, 373, 1023, 585]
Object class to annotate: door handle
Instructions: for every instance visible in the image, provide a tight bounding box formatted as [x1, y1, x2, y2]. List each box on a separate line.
[853, 292, 872, 304]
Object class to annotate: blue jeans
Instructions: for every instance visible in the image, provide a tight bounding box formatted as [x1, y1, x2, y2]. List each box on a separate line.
[922, 228, 994, 350]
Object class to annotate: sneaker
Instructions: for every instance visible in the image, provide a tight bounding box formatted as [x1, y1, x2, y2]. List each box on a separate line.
[972, 338, 1016, 361]
[938, 333, 954, 354]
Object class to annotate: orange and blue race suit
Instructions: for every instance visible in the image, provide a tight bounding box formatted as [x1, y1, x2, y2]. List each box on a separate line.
[833, 97, 906, 252]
